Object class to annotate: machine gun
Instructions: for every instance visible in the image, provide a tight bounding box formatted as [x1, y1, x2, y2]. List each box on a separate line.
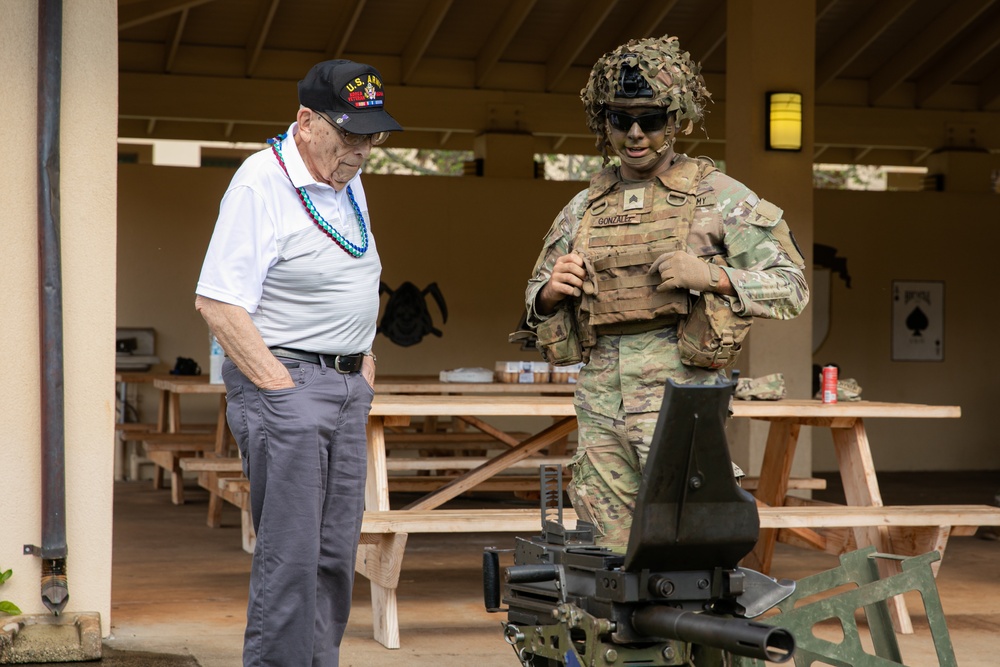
[483, 378, 796, 666]
[483, 378, 961, 667]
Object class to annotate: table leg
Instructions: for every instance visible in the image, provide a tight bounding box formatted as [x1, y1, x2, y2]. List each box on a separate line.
[168, 392, 181, 433]
[359, 416, 407, 648]
[214, 395, 229, 455]
[357, 533, 408, 649]
[743, 420, 800, 573]
[831, 419, 913, 634]
[156, 387, 168, 433]
[366, 416, 391, 512]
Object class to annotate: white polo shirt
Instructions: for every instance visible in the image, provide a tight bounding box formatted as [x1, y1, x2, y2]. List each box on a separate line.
[196, 123, 382, 355]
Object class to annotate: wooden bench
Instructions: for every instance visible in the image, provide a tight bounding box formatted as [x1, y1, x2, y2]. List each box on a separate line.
[217, 477, 255, 553]
[178, 455, 1000, 652]
[143, 433, 216, 505]
[383, 473, 825, 493]
[358, 504, 1000, 534]
[190, 466, 827, 550]
[355, 501, 1000, 649]
[178, 456, 245, 528]
[115, 422, 156, 481]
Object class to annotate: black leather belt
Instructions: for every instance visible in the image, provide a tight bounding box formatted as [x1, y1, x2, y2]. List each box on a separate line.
[269, 347, 365, 374]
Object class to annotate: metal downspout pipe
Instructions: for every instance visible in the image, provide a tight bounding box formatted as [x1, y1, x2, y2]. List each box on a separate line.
[28, 0, 70, 616]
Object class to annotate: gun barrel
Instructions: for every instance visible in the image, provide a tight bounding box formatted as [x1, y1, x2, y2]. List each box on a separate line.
[632, 605, 794, 663]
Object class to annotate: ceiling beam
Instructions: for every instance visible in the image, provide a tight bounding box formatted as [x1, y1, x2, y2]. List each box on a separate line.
[613, 0, 680, 45]
[324, 0, 367, 59]
[816, 0, 840, 22]
[163, 8, 188, 73]
[118, 72, 1000, 155]
[685, 6, 727, 63]
[916, 15, 1000, 106]
[815, 0, 915, 90]
[119, 0, 216, 31]
[475, 0, 537, 87]
[400, 0, 454, 84]
[979, 66, 1000, 107]
[544, 0, 619, 91]
[246, 0, 281, 77]
[869, 0, 996, 105]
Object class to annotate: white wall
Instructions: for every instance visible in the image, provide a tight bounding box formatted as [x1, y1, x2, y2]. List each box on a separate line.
[812, 188, 1000, 471]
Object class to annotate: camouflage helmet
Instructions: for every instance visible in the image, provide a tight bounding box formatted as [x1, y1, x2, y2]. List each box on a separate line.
[581, 35, 712, 159]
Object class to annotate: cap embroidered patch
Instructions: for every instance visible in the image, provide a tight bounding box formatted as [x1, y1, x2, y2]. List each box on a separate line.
[342, 73, 385, 109]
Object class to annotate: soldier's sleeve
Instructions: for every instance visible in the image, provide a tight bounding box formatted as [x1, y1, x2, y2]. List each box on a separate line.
[715, 179, 810, 319]
[524, 188, 588, 328]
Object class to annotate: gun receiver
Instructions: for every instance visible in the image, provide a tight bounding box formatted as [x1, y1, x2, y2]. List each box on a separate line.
[484, 378, 797, 666]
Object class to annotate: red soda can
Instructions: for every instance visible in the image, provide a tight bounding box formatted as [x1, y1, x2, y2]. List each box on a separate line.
[821, 365, 838, 404]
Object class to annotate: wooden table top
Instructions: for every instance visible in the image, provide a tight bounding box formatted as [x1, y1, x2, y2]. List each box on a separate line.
[149, 376, 960, 420]
[731, 399, 960, 420]
[116, 371, 176, 383]
[151, 375, 576, 395]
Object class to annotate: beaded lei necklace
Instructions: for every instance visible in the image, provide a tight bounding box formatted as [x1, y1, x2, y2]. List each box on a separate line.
[268, 133, 368, 258]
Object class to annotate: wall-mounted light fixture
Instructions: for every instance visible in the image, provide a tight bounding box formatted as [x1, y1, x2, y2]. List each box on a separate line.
[766, 92, 802, 151]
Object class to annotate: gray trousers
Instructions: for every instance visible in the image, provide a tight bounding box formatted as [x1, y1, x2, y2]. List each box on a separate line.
[223, 357, 372, 667]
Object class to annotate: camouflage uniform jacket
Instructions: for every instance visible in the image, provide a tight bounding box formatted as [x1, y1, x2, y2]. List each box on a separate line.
[525, 159, 809, 419]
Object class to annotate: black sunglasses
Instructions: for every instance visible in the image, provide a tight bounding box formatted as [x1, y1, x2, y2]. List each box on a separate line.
[605, 110, 672, 134]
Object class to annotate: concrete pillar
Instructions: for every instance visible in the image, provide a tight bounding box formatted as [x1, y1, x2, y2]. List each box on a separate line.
[473, 132, 537, 179]
[725, 0, 816, 479]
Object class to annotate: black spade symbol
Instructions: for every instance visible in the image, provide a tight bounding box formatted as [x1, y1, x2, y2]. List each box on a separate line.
[906, 306, 929, 337]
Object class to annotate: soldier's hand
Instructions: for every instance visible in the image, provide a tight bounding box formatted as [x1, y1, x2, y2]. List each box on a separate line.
[538, 253, 587, 314]
[649, 251, 720, 293]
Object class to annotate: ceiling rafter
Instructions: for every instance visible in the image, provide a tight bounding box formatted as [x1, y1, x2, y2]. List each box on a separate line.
[324, 0, 367, 59]
[163, 7, 188, 73]
[544, 0, 619, 92]
[685, 8, 727, 63]
[979, 65, 1000, 107]
[815, 0, 915, 90]
[119, 0, 216, 31]
[246, 0, 281, 77]
[816, 0, 840, 22]
[475, 0, 537, 88]
[401, 0, 455, 84]
[612, 0, 680, 46]
[916, 15, 1000, 106]
[869, 0, 997, 105]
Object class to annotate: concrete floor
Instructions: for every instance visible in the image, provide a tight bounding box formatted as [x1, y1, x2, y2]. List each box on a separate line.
[104, 474, 1000, 667]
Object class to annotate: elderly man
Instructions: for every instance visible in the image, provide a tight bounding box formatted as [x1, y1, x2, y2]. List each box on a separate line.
[195, 59, 400, 667]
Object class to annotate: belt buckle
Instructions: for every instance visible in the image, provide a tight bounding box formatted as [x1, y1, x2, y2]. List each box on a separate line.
[334, 355, 354, 374]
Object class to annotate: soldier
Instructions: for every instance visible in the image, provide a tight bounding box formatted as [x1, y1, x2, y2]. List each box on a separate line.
[524, 35, 809, 550]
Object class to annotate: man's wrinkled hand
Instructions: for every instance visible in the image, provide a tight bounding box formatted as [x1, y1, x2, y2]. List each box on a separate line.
[649, 251, 720, 293]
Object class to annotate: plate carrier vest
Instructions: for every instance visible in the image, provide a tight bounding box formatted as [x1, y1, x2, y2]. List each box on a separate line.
[573, 155, 717, 336]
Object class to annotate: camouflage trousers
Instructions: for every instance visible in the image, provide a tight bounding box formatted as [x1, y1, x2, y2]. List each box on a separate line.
[568, 405, 745, 552]
[567, 406, 659, 552]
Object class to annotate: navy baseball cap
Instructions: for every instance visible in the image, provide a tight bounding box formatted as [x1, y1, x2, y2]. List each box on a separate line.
[298, 60, 403, 135]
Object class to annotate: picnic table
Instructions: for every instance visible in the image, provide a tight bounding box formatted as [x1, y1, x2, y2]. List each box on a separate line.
[146, 375, 1000, 647]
